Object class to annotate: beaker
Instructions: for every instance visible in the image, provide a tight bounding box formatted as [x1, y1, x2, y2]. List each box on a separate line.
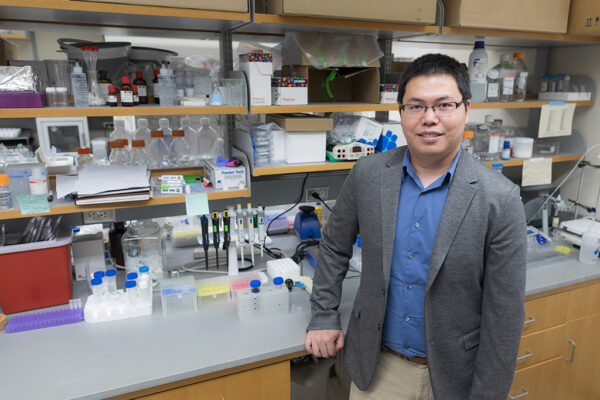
[121, 219, 169, 282]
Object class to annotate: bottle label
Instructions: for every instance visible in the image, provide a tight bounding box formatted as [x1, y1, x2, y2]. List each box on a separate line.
[153, 83, 160, 98]
[488, 135, 501, 154]
[502, 76, 515, 95]
[517, 77, 527, 90]
[137, 85, 147, 97]
[99, 83, 110, 99]
[470, 58, 487, 83]
[487, 82, 499, 98]
[121, 90, 133, 103]
[108, 94, 117, 103]
[134, 94, 140, 103]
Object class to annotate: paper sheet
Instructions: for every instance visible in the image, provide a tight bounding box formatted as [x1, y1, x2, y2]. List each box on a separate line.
[538, 102, 575, 138]
[75, 165, 149, 196]
[186, 193, 209, 216]
[522, 158, 553, 187]
[17, 195, 50, 215]
[55, 174, 78, 199]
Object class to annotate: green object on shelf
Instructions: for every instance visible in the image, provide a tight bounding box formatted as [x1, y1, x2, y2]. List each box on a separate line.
[326, 153, 343, 163]
[183, 175, 202, 184]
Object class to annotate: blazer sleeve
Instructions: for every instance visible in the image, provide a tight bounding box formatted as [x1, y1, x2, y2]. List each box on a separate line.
[469, 184, 527, 399]
[307, 161, 360, 331]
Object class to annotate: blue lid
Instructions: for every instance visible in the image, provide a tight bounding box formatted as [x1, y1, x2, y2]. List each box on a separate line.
[273, 277, 284, 285]
[492, 163, 504, 167]
[474, 41, 485, 49]
[503, 141, 511, 148]
[316, 201, 321, 205]
[72, 227, 80, 233]
[126, 272, 138, 280]
[250, 279, 261, 288]
[93, 270, 105, 279]
[125, 280, 136, 289]
[90, 278, 102, 286]
[139, 266, 149, 273]
[542, 75, 550, 79]
[558, 73, 565, 78]
[105, 269, 116, 277]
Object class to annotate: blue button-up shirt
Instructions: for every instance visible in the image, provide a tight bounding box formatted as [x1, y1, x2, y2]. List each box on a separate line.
[381, 149, 460, 357]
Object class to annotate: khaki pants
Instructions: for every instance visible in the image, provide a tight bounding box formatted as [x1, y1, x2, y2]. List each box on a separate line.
[349, 349, 434, 400]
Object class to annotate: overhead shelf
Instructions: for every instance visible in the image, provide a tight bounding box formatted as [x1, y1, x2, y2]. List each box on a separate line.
[251, 103, 398, 114]
[0, 188, 250, 220]
[483, 154, 582, 168]
[471, 100, 593, 109]
[253, 161, 355, 176]
[0, 106, 247, 119]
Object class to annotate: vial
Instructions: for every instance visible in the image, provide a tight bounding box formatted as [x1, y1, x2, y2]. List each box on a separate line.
[91, 277, 105, 299]
[125, 280, 138, 302]
[273, 277, 284, 289]
[105, 268, 117, 293]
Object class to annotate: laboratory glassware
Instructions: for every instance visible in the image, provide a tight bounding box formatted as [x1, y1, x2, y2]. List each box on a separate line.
[169, 130, 191, 166]
[121, 219, 168, 281]
[148, 130, 169, 169]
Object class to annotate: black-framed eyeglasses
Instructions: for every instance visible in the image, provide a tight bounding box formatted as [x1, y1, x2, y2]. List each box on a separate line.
[400, 99, 467, 118]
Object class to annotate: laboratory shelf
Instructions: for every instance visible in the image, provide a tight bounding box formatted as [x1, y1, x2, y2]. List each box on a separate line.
[0, 105, 248, 119]
[0, 187, 250, 220]
[253, 161, 356, 176]
[482, 154, 582, 168]
[471, 100, 593, 109]
[251, 103, 399, 114]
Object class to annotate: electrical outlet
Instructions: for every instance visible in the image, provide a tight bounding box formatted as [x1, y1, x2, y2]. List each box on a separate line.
[103, 121, 114, 130]
[305, 186, 329, 202]
[82, 209, 116, 224]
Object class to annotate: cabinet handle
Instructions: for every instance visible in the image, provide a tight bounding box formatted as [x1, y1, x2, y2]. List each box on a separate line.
[517, 349, 533, 361]
[508, 388, 529, 399]
[523, 315, 536, 325]
[566, 339, 576, 363]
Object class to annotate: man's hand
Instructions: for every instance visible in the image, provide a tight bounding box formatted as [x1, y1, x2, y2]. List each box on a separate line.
[305, 329, 345, 358]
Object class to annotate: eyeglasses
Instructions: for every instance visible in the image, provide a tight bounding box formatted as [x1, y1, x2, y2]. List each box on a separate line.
[400, 99, 467, 118]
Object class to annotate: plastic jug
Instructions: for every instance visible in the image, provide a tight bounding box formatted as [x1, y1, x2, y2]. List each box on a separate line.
[579, 229, 600, 264]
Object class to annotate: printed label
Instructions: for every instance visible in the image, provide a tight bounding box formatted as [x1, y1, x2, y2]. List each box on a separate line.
[488, 135, 501, 154]
[99, 83, 110, 99]
[121, 90, 133, 103]
[517, 77, 526, 90]
[502, 76, 515, 95]
[108, 94, 117, 103]
[487, 83, 499, 98]
[137, 85, 147, 97]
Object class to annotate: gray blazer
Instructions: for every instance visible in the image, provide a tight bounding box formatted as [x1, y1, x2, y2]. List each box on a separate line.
[308, 146, 526, 399]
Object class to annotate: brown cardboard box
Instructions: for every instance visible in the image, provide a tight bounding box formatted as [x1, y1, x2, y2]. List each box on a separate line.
[266, 113, 333, 132]
[265, 0, 436, 24]
[568, 0, 600, 35]
[283, 65, 380, 103]
[0, 39, 20, 65]
[443, 0, 571, 33]
[78, 0, 248, 12]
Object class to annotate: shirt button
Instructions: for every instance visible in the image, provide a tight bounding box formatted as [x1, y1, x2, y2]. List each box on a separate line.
[409, 254, 415, 259]
[381, 288, 386, 296]
[415, 222, 420, 228]
[405, 316, 410, 322]
[407, 285, 412, 290]
[377, 324, 381, 331]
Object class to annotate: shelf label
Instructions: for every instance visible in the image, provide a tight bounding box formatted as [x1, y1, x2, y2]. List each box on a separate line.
[185, 193, 209, 216]
[522, 158, 552, 187]
[17, 195, 50, 215]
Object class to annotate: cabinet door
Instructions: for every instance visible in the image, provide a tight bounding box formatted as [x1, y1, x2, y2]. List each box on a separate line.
[516, 325, 566, 369]
[508, 357, 562, 400]
[558, 314, 600, 400]
[522, 292, 568, 334]
[566, 282, 600, 321]
[141, 361, 290, 400]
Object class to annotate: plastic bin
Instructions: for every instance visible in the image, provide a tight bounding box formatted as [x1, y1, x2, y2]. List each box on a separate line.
[0, 227, 72, 314]
[160, 276, 198, 316]
[196, 276, 231, 306]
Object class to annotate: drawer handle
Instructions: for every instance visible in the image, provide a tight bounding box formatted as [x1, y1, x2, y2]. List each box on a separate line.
[517, 349, 533, 361]
[523, 315, 536, 325]
[508, 388, 529, 399]
[566, 339, 576, 363]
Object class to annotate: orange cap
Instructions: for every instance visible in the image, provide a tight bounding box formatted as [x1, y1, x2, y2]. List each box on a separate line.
[150, 130, 163, 138]
[463, 130, 474, 139]
[0, 173, 9, 185]
[131, 140, 145, 148]
[513, 52, 525, 59]
[172, 130, 185, 137]
[77, 147, 91, 155]
[110, 140, 124, 149]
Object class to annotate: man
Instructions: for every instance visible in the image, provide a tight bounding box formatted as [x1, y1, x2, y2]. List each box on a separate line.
[305, 53, 526, 400]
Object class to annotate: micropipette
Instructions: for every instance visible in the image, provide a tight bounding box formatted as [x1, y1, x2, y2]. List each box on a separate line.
[247, 203, 255, 266]
[200, 215, 210, 270]
[237, 204, 245, 266]
[257, 206, 265, 258]
[211, 211, 220, 269]
[222, 210, 231, 267]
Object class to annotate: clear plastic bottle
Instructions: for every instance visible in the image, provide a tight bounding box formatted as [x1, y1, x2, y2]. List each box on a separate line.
[148, 130, 170, 169]
[159, 117, 173, 147]
[562, 74, 571, 92]
[133, 118, 151, 146]
[109, 120, 131, 148]
[169, 130, 191, 166]
[158, 65, 175, 106]
[485, 69, 500, 102]
[130, 140, 148, 167]
[77, 147, 94, 171]
[493, 119, 506, 155]
[474, 115, 500, 161]
[70, 62, 89, 107]
[540, 76, 550, 93]
[179, 117, 198, 161]
[109, 140, 130, 165]
[461, 130, 474, 154]
[28, 166, 49, 195]
[468, 40, 488, 102]
[55, 87, 68, 107]
[512, 52, 528, 102]
[498, 54, 516, 102]
[0, 174, 12, 210]
[197, 118, 219, 159]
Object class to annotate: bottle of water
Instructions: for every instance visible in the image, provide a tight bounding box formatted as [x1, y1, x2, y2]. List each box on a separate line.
[158, 65, 175, 107]
[159, 118, 173, 147]
[179, 118, 198, 162]
[109, 141, 130, 165]
[169, 130, 191, 166]
[148, 131, 169, 169]
[130, 140, 148, 168]
[197, 118, 219, 159]
[486, 69, 500, 102]
[133, 118, 151, 146]
[0, 173, 13, 210]
[468, 39, 488, 102]
[71, 62, 89, 107]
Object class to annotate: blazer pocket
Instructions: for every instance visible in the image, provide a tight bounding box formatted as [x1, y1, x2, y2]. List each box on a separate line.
[462, 327, 480, 351]
[352, 303, 361, 319]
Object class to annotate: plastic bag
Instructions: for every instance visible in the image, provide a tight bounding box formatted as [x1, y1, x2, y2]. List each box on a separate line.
[0, 65, 38, 92]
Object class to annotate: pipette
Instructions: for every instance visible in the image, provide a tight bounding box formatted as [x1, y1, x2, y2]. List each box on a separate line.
[211, 211, 220, 269]
[237, 204, 245, 266]
[257, 206, 266, 258]
[222, 210, 231, 267]
[200, 215, 210, 270]
[247, 203, 255, 267]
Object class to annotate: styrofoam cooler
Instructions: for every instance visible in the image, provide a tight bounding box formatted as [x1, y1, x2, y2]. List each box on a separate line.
[284, 131, 326, 164]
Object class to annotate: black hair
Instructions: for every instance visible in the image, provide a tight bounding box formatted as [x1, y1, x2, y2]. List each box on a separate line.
[398, 53, 471, 104]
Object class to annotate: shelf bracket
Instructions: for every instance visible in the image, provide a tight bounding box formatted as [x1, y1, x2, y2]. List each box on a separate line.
[219, 29, 235, 157]
[376, 38, 393, 122]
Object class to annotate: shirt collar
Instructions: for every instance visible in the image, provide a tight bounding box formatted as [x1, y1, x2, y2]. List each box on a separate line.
[402, 148, 461, 189]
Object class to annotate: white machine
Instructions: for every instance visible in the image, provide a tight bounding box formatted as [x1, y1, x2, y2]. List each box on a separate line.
[326, 141, 374, 161]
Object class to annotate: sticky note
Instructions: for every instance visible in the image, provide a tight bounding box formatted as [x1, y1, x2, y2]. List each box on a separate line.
[185, 193, 209, 216]
[522, 158, 552, 187]
[17, 195, 51, 215]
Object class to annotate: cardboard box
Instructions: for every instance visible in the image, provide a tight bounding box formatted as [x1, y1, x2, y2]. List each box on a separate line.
[376, 122, 407, 153]
[265, 0, 436, 24]
[80, 0, 248, 12]
[239, 52, 273, 106]
[568, 0, 600, 35]
[202, 160, 246, 190]
[283, 65, 380, 103]
[443, 0, 571, 33]
[0, 39, 19, 65]
[272, 77, 308, 105]
[266, 113, 333, 132]
[380, 84, 399, 104]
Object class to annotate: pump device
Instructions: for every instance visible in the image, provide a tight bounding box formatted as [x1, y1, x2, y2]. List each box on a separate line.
[293, 206, 322, 241]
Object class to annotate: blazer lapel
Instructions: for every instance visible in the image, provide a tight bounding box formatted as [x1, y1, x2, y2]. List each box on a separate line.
[426, 152, 478, 293]
[381, 147, 405, 288]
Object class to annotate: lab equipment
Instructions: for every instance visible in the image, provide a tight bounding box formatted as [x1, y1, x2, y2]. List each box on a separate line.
[237, 204, 245, 265]
[132, 118, 151, 145]
[158, 117, 173, 147]
[70, 62, 89, 107]
[579, 228, 600, 264]
[222, 210, 231, 266]
[179, 118, 198, 159]
[107, 85, 118, 106]
[294, 206, 322, 240]
[513, 137, 534, 158]
[257, 206, 266, 257]
[512, 52, 528, 102]
[91, 277, 105, 298]
[133, 71, 148, 104]
[196, 276, 230, 306]
[5, 300, 84, 333]
[266, 257, 301, 280]
[211, 211, 221, 268]
[105, 268, 117, 293]
[148, 130, 169, 169]
[197, 118, 221, 159]
[138, 265, 152, 303]
[468, 39, 487, 102]
[121, 219, 166, 281]
[247, 203, 255, 267]
[81, 45, 105, 106]
[200, 215, 210, 270]
[201, 159, 246, 190]
[236, 278, 290, 321]
[76, 147, 94, 171]
[461, 131, 474, 155]
[129, 140, 147, 167]
[326, 141, 374, 161]
[0, 174, 13, 210]
[498, 54, 516, 102]
[158, 65, 175, 106]
[109, 140, 129, 165]
[501, 141, 511, 160]
[71, 225, 105, 281]
[160, 276, 198, 317]
[84, 276, 153, 323]
[491, 163, 504, 173]
[90, 138, 108, 165]
[169, 129, 190, 166]
[485, 69, 500, 102]
[125, 280, 137, 302]
[109, 119, 131, 147]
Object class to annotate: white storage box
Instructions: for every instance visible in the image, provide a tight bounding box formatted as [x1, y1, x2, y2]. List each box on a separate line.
[380, 84, 399, 104]
[376, 122, 407, 152]
[239, 52, 273, 106]
[285, 131, 327, 164]
[331, 115, 383, 147]
[202, 159, 246, 190]
[160, 276, 198, 317]
[538, 92, 592, 101]
[272, 77, 308, 105]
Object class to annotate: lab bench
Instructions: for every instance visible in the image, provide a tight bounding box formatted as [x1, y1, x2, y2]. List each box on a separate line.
[0, 240, 598, 399]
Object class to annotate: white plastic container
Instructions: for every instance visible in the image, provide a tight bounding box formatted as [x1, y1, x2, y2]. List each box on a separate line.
[579, 229, 600, 264]
[28, 167, 49, 195]
[486, 69, 500, 102]
[468, 40, 488, 102]
[160, 276, 198, 316]
[158, 66, 175, 107]
[70, 62, 89, 107]
[285, 131, 326, 164]
[513, 137, 534, 158]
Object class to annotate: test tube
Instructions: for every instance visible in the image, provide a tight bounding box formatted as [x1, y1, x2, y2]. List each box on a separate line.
[125, 280, 138, 302]
[105, 269, 117, 293]
[138, 266, 152, 303]
[91, 278, 104, 299]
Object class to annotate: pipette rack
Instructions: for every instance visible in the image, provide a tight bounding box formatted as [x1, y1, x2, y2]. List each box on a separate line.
[84, 289, 152, 323]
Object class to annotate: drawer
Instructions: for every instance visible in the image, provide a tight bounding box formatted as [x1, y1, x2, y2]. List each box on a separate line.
[523, 292, 568, 333]
[567, 282, 600, 321]
[508, 357, 562, 400]
[141, 361, 290, 400]
[516, 325, 566, 369]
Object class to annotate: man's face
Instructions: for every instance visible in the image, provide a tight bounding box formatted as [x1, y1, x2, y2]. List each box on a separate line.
[399, 74, 470, 163]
